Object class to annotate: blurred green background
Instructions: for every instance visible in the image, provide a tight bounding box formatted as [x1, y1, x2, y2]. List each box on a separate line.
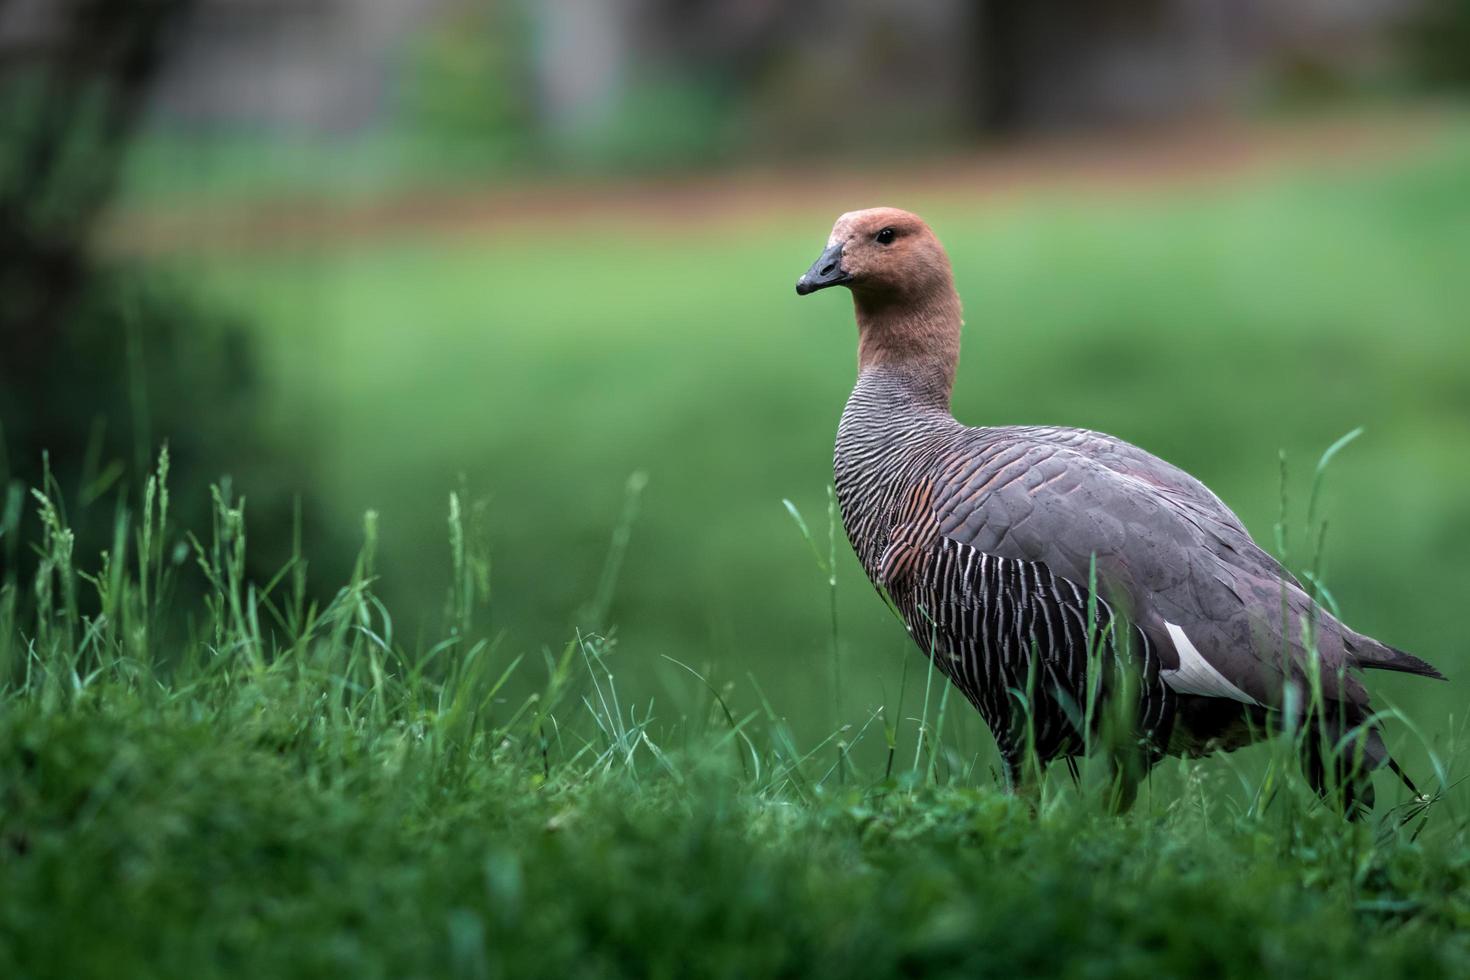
[3, 0, 1469, 752]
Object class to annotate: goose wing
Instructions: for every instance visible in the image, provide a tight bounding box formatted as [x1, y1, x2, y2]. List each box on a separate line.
[920, 429, 1422, 709]
[1002, 425, 1303, 590]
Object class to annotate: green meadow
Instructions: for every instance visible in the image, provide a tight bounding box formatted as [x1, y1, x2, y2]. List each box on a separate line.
[4, 122, 1470, 976]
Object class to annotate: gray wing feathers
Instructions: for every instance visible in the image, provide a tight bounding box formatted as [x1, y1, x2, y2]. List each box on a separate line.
[1006, 426, 1304, 589]
[930, 428, 1435, 707]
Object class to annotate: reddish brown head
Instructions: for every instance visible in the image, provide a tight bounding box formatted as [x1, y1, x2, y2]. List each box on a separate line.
[795, 207, 953, 303]
[796, 207, 962, 401]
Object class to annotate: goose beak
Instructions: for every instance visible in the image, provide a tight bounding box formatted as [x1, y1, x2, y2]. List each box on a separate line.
[796, 242, 850, 295]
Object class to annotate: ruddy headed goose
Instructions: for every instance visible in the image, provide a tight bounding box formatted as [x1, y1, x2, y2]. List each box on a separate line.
[796, 207, 1443, 813]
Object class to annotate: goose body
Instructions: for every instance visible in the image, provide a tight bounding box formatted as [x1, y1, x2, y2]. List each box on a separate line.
[798, 207, 1443, 810]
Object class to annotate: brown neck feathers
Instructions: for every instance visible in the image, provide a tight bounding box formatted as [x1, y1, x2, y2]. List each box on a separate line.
[853, 284, 963, 410]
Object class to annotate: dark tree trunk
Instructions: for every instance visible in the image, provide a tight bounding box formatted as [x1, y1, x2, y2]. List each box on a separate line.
[0, 0, 193, 383]
[0, 0, 195, 478]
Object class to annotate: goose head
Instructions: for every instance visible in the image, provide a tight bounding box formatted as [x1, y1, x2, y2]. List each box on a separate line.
[795, 207, 953, 305]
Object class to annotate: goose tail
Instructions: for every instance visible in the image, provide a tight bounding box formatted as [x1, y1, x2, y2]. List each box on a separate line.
[1347, 633, 1445, 680]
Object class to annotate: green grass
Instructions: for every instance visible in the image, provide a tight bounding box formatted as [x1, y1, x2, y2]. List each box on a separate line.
[117, 131, 491, 208]
[3, 464, 1470, 978]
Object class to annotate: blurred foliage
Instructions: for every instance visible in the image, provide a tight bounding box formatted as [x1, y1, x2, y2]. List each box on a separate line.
[1264, 54, 1376, 111]
[0, 274, 245, 496]
[1407, 0, 1470, 89]
[562, 72, 737, 173]
[0, 274, 320, 586]
[396, 1, 537, 167]
[0, 0, 336, 591]
[396, 2, 736, 173]
[108, 1, 1470, 206]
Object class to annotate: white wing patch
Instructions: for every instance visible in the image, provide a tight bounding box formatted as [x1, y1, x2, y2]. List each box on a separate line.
[1162, 622, 1259, 705]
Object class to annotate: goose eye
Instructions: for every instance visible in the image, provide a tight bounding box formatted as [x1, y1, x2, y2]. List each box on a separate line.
[875, 227, 896, 245]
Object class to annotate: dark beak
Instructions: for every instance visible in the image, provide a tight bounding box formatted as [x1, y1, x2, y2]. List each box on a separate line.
[795, 242, 850, 296]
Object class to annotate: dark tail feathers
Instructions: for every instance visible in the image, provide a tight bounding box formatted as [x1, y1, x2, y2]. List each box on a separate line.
[1347, 634, 1446, 681]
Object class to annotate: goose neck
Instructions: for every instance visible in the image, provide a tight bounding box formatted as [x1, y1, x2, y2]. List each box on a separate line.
[853, 287, 962, 411]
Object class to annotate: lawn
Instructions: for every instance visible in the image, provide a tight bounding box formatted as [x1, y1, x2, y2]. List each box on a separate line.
[1, 474, 1468, 978]
[2, 119, 1469, 977]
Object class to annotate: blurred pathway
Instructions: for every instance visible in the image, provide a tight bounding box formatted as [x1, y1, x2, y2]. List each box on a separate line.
[103, 108, 1455, 258]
